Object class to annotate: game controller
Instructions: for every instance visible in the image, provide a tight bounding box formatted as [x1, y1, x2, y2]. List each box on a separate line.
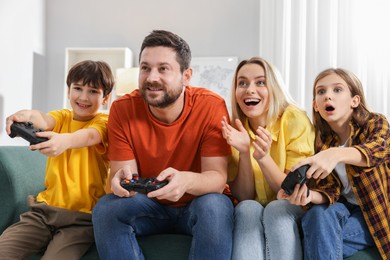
[281, 164, 310, 195]
[9, 122, 49, 145]
[120, 174, 168, 193]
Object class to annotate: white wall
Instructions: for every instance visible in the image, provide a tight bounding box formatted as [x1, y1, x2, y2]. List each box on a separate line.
[0, 0, 45, 146]
[44, 0, 260, 112]
[0, 0, 259, 145]
[0, 0, 390, 145]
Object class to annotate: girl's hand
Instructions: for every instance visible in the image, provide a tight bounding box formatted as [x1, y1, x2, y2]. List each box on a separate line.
[252, 126, 272, 161]
[221, 117, 250, 153]
[291, 148, 340, 180]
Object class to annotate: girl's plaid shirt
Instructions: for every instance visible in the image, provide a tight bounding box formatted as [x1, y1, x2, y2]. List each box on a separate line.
[309, 113, 390, 259]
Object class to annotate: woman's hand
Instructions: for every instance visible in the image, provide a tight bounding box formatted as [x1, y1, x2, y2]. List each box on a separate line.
[252, 126, 272, 161]
[221, 117, 251, 153]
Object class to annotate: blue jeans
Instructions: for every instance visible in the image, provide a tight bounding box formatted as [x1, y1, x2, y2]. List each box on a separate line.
[232, 200, 305, 260]
[92, 193, 233, 260]
[301, 202, 375, 259]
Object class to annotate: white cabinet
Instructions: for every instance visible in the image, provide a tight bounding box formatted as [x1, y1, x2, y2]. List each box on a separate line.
[63, 47, 133, 113]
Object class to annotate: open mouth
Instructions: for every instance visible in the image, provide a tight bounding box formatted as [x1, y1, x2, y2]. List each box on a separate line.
[244, 98, 261, 106]
[325, 105, 335, 112]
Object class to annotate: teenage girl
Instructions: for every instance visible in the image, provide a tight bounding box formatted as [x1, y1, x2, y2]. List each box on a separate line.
[286, 68, 390, 259]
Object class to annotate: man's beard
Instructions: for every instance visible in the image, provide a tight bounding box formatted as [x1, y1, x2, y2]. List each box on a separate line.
[140, 82, 183, 108]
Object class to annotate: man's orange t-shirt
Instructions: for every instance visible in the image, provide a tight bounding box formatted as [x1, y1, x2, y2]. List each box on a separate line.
[108, 86, 231, 207]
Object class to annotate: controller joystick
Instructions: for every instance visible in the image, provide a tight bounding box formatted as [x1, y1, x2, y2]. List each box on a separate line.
[120, 174, 168, 193]
[9, 122, 49, 145]
[281, 164, 310, 195]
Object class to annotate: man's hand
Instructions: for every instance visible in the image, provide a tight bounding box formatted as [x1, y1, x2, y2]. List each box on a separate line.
[147, 167, 187, 202]
[111, 165, 137, 197]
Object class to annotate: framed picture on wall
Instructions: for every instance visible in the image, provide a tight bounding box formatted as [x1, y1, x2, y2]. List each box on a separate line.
[190, 57, 238, 114]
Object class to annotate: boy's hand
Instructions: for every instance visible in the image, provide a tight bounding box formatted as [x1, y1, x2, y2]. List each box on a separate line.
[30, 132, 70, 156]
[6, 109, 53, 135]
[5, 110, 32, 134]
[5, 116, 15, 135]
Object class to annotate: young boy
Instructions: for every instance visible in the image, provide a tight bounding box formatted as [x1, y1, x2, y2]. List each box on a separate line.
[0, 60, 114, 259]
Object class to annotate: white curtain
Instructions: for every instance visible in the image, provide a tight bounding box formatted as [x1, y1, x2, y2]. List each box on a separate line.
[258, 0, 390, 119]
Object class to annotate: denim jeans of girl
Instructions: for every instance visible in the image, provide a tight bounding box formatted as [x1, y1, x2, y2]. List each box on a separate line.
[301, 201, 375, 259]
[92, 193, 234, 260]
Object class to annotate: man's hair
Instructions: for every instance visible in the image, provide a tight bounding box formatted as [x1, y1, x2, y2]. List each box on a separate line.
[66, 60, 115, 97]
[139, 30, 191, 73]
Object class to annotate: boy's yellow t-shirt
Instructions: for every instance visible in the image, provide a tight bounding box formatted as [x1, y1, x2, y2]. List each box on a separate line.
[36, 109, 109, 214]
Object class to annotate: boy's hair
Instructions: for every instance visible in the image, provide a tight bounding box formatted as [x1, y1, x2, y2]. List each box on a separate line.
[139, 30, 191, 73]
[231, 57, 294, 129]
[312, 68, 371, 144]
[66, 60, 115, 97]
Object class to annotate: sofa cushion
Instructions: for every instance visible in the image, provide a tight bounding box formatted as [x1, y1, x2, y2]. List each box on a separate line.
[29, 234, 192, 260]
[0, 146, 192, 259]
[344, 246, 381, 260]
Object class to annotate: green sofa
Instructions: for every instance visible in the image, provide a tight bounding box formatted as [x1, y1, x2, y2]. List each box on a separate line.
[0, 146, 191, 259]
[0, 146, 381, 259]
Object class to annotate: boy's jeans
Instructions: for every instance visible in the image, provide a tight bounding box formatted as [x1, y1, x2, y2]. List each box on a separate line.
[92, 193, 233, 260]
[301, 201, 375, 259]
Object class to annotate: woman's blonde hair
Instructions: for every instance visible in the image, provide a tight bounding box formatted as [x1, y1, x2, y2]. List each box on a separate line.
[230, 57, 293, 128]
[312, 68, 371, 144]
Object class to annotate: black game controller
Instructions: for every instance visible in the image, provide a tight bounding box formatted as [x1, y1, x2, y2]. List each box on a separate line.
[9, 122, 49, 145]
[281, 164, 310, 195]
[120, 174, 168, 193]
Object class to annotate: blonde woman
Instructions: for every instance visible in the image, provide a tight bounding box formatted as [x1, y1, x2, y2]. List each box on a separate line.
[222, 57, 314, 259]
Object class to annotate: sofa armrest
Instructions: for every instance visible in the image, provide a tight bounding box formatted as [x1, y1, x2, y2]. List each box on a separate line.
[0, 146, 46, 233]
